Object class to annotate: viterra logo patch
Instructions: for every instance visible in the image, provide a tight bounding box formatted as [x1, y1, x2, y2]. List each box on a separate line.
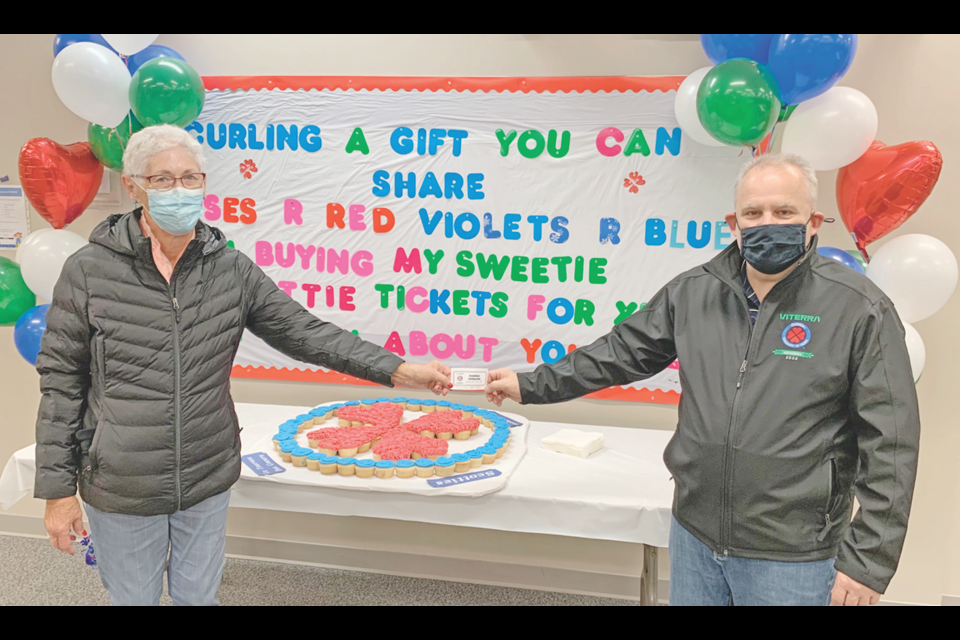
[773, 321, 814, 359]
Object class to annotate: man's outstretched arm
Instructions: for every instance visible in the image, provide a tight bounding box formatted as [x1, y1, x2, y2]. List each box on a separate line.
[487, 281, 677, 406]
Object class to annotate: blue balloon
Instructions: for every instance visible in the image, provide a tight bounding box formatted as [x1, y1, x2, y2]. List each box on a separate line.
[53, 34, 117, 57]
[13, 304, 49, 366]
[768, 34, 857, 105]
[817, 247, 865, 274]
[700, 34, 778, 65]
[126, 45, 186, 75]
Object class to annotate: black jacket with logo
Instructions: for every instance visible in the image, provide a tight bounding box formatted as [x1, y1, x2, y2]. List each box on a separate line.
[518, 236, 920, 594]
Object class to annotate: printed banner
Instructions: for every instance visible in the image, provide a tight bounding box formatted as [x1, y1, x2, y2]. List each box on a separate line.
[194, 76, 748, 404]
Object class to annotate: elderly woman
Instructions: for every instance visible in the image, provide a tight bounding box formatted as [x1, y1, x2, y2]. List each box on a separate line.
[35, 124, 451, 606]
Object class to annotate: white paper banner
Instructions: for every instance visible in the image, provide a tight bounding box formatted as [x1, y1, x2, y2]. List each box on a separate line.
[191, 77, 747, 403]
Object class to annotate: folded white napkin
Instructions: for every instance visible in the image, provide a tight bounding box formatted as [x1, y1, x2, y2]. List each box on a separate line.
[541, 429, 604, 458]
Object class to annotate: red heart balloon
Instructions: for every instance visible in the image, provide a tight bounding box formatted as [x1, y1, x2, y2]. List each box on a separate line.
[18, 139, 104, 229]
[837, 140, 942, 257]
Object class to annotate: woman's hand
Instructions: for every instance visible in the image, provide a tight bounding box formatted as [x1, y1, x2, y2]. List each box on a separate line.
[44, 496, 85, 555]
[391, 361, 453, 396]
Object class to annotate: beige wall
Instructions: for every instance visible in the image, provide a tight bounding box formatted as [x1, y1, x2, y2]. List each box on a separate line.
[1, 34, 957, 604]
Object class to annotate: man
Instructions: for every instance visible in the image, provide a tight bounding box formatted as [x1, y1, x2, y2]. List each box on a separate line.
[36, 125, 452, 606]
[486, 153, 920, 606]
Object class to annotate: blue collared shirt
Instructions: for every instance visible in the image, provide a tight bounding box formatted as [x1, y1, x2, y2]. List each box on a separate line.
[741, 260, 760, 325]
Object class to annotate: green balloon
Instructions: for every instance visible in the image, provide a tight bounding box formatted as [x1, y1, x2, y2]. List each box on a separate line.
[129, 57, 205, 128]
[696, 58, 781, 146]
[846, 249, 868, 268]
[0, 256, 36, 326]
[88, 112, 144, 172]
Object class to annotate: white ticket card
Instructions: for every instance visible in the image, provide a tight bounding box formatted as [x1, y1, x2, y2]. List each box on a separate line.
[451, 368, 488, 391]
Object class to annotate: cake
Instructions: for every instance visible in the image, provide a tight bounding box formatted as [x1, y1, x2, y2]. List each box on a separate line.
[266, 397, 516, 480]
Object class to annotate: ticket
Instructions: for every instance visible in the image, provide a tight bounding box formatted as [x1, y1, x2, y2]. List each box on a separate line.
[450, 368, 488, 391]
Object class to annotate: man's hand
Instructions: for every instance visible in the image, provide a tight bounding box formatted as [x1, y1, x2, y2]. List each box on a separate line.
[830, 571, 881, 606]
[485, 368, 521, 406]
[44, 496, 85, 555]
[391, 361, 452, 396]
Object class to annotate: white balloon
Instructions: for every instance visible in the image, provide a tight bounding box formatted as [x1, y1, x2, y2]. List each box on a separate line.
[18, 230, 88, 302]
[780, 87, 878, 171]
[14, 228, 54, 265]
[675, 67, 727, 147]
[100, 34, 159, 56]
[902, 322, 925, 383]
[51, 42, 131, 127]
[867, 234, 958, 323]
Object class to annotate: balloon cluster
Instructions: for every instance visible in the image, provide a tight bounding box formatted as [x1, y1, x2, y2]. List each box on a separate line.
[677, 34, 955, 383]
[1, 230, 88, 365]
[19, 35, 203, 231]
[8, 35, 204, 365]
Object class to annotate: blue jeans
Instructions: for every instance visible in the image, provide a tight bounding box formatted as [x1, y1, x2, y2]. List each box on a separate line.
[85, 489, 231, 606]
[669, 516, 836, 606]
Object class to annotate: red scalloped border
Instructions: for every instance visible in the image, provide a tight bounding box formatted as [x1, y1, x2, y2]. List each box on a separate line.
[230, 365, 680, 405]
[202, 76, 684, 93]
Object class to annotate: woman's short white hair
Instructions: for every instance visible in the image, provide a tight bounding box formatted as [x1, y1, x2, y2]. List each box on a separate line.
[734, 153, 818, 211]
[122, 124, 205, 177]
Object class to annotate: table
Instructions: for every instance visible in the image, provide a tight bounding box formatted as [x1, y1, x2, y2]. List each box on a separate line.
[1, 403, 675, 604]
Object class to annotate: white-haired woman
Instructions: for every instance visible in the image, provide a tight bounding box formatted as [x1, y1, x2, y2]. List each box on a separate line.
[35, 124, 451, 606]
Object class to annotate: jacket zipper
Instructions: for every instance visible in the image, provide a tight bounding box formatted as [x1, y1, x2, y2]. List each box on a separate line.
[171, 292, 182, 511]
[817, 459, 838, 542]
[719, 298, 763, 555]
[168, 248, 191, 512]
[142, 232, 196, 513]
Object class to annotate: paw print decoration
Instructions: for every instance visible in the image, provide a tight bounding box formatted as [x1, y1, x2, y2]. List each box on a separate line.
[623, 172, 646, 193]
[240, 159, 258, 179]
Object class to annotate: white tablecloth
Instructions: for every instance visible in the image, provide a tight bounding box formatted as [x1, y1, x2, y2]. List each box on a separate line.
[1, 402, 676, 547]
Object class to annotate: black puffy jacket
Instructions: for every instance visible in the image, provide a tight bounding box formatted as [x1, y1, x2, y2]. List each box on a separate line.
[518, 237, 920, 594]
[34, 210, 403, 515]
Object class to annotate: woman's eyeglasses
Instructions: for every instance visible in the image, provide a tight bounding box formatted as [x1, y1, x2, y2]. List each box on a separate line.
[135, 173, 206, 191]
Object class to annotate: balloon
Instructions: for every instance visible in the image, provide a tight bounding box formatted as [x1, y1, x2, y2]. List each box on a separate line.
[100, 34, 158, 56]
[14, 229, 53, 264]
[19, 230, 88, 302]
[867, 234, 958, 323]
[88, 112, 143, 172]
[18, 139, 103, 230]
[51, 42, 131, 128]
[129, 57, 205, 127]
[127, 44, 185, 75]
[700, 34, 777, 64]
[13, 304, 50, 366]
[846, 250, 868, 270]
[0, 257, 36, 326]
[768, 34, 857, 105]
[837, 141, 943, 254]
[696, 58, 781, 147]
[675, 67, 727, 147]
[902, 322, 925, 383]
[817, 246, 865, 274]
[780, 87, 878, 170]
[53, 34, 117, 57]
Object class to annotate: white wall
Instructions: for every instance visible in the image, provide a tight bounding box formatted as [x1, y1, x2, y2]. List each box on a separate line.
[1, 34, 958, 605]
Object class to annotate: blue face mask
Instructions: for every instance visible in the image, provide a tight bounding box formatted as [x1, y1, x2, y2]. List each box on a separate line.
[143, 187, 203, 236]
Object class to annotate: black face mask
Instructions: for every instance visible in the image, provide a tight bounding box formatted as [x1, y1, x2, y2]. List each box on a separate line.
[739, 223, 809, 275]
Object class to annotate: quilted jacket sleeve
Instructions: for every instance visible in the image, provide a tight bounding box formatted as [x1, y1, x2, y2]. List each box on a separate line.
[834, 298, 921, 594]
[517, 278, 677, 404]
[238, 253, 404, 386]
[34, 255, 91, 500]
